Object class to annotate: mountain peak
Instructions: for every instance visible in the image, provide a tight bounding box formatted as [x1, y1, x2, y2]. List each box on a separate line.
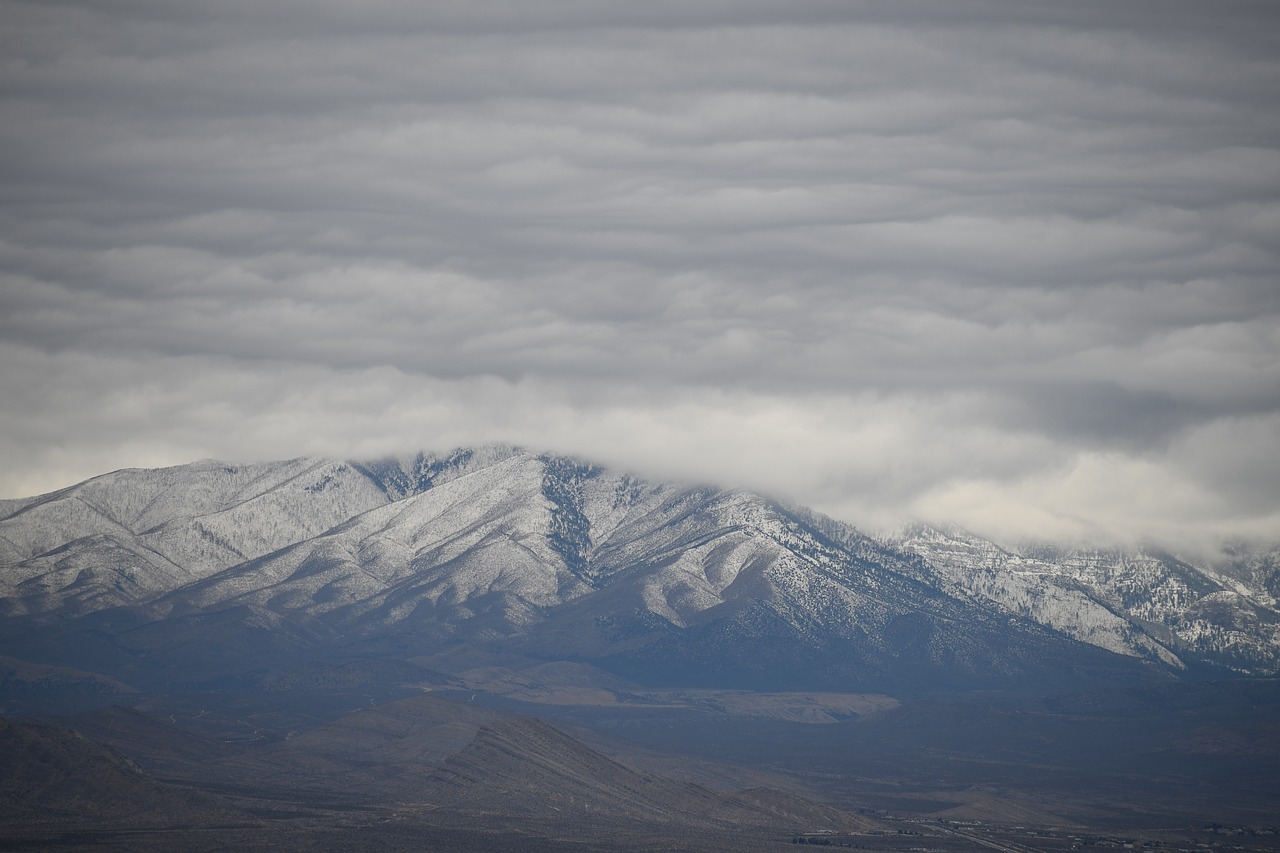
[1, 449, 1277, 696]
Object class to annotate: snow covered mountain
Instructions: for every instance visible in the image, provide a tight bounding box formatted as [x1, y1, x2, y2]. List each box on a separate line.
[1, 447, 1276, 695]
[880, 524, 1280, 676]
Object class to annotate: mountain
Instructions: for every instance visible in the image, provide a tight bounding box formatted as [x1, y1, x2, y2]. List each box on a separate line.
[425, 714, 870, 833]
[0, 714, 237, 829]
[0, 446, 1276, 707]
[881, 523, 1280, 676]
[4, 450, 1280, 848]
[42, 694, 878, 850]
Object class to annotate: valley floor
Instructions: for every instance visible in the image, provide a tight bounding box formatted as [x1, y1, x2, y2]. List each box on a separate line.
[4, 673, 1280, 852]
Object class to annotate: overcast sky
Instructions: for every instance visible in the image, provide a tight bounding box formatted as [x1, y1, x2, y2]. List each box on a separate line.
[2, 0, 1278, 547]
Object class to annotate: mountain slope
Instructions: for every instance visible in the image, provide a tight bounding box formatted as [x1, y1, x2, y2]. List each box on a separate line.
[0, 715, 237, 827]
[46, 694, 879, 846]
[2, 447, 1277, 695]
[115, 453, 1157, 689]
[883, 523, 1280, 676]
[0, 458, 394, 617]
[428, 714, 870, 833]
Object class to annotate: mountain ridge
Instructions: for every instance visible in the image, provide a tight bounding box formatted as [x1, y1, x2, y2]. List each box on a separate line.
[1, 446, 1277, 702]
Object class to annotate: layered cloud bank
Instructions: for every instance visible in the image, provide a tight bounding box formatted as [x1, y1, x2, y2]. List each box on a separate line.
[2, 0, 1278, 546]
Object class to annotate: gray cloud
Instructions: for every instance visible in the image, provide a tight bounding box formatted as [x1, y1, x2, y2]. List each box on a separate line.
[2, 0, 1278, 547]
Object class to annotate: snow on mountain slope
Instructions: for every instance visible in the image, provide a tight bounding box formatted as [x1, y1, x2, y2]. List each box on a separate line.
[0, 458, 394, 615]
[508, 482, 1142, 690]
[1, 535, 190, 618]
[2, 446, 1276, 687]
[164, 453, 577, 625]
[881, 524, 1184, 666]
[1, 459, 370, 564]
[1019, 545, 1280, 673]
[884, 524, 1280, 675]
[1212, 542, 1280, 607]
[156, 458, 802, 641]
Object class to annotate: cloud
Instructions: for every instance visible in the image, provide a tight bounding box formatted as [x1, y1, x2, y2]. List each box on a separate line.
[1, 0, 1278, 547]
